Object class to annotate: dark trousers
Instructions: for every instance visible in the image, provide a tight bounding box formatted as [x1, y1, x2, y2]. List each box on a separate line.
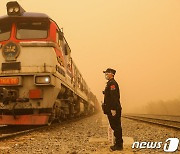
[107, 109, 123, 146]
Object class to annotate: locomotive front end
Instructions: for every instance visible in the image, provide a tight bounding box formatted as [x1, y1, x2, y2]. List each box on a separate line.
[0, 1, 98, 125]
[0, 1, 60, 125]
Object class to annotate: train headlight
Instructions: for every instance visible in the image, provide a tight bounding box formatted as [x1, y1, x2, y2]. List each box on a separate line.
[6, 1, 25, 16]
[8, 7, 14, 13]
[35, 76, 51, 84]
[14, 7, 20, 13]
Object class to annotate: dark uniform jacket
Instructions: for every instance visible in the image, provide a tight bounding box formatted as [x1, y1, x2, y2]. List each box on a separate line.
[103, 78, 121, 114]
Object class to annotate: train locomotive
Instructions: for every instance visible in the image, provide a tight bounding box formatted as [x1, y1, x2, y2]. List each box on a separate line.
[0, 1, 99, 125]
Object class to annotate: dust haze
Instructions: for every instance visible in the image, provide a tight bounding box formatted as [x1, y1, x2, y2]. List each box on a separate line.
[0, 0, 180, 115]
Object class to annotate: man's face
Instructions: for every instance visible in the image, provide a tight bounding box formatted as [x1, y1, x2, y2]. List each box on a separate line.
[105, 72, 113, 80]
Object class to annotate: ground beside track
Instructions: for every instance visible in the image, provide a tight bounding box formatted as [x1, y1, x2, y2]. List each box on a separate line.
[0, 113, 179, 154]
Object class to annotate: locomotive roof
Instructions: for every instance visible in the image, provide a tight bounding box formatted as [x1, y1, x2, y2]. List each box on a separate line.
[0, 12, 50, 21]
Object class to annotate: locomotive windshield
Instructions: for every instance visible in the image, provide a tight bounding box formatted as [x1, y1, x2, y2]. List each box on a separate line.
[0, 21, 12, 41]
[16, 21, 49, 39]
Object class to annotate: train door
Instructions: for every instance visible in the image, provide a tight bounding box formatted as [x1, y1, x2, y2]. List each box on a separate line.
[62, 38, 73, 84]
[54, 30, 66, 77]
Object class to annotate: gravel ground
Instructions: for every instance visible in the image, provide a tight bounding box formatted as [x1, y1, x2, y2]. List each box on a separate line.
[0, 112, 179, 154]
[123, 117, 180, 153]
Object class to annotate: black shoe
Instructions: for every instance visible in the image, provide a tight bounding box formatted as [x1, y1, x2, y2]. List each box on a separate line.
[110, 144, 123, 151]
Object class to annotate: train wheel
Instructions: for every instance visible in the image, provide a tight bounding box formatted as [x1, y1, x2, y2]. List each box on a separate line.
[48, 105, 56, 126]
[57, 113, 62, 123]
[57, 118, 62, 123]
[47, 119, 53, 126]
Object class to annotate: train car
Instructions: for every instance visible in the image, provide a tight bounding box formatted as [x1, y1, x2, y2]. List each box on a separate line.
[0, 1, 98, 125]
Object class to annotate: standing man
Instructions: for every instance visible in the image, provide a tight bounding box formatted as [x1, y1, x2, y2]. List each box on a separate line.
[102, 68, 123, 151]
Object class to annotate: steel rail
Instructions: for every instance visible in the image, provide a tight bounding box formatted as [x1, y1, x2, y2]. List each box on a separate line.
[122, 114, 180, 130]
[0, 126, 46, 140]
[0, 113, 97, 141]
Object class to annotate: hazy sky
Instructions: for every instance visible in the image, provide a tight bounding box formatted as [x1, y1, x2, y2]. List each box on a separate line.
[1, 0, 180, 112]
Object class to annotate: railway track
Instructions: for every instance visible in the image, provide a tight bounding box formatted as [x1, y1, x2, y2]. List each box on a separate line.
[122, 114, 180, 130]
[0, 125, 48, 140]
[0, 113, 96, 141]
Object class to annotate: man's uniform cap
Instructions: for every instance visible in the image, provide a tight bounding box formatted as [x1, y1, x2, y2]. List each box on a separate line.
[103, 68, 116, 75]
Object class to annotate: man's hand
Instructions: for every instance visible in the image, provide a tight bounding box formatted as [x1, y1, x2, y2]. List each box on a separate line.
[111, 110, 116, 116]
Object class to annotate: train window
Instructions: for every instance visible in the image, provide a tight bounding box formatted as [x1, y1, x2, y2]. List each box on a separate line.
[56, 30, 61, 46]
[16, 21, 49, 39]
[0, 22, 12, 41]
[58, 31, 63, 40]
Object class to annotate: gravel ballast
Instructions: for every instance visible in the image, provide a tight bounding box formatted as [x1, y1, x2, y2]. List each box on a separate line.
[0, 112, 179, 154]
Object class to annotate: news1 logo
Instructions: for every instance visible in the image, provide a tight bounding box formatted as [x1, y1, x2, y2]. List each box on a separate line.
[164, 138, 179, 152]
[132, 138, 179, 152]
